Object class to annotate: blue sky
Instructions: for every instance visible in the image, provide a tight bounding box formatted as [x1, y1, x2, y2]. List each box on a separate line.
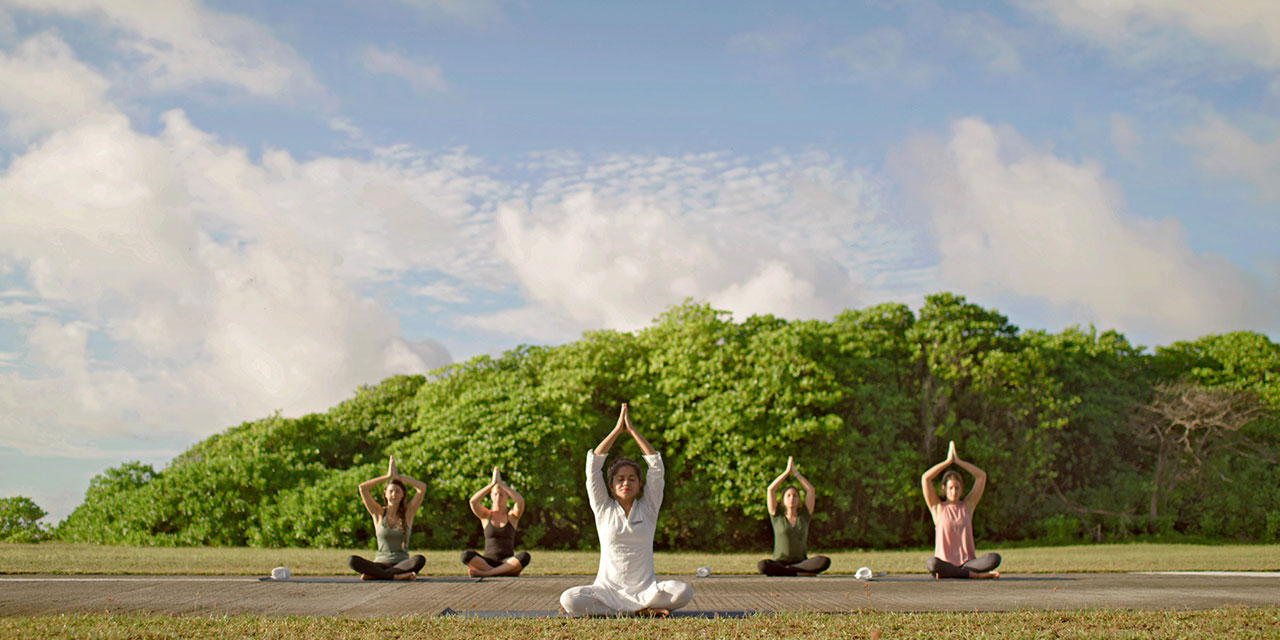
[1, 0, 1277, 523]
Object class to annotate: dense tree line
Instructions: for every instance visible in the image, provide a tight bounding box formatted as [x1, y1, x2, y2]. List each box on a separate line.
[56, 295, 1280, 550]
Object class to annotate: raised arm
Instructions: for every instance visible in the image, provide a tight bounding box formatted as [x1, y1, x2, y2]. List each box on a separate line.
[766, 457, 793, 516]
[468, 467, 500, 522]
[593, 404, 629, 455]
[622, 404, 665, 510]
[621, 404, 657, 456]
[921, 441, 957, 511]
[793, 463, 817, 515]
[586, 407, 629, 512]
[357, 469, 392, 520]
[501, 478, 527, 522]
[953, 451, 988, 512]
[394, 462, 427, 526]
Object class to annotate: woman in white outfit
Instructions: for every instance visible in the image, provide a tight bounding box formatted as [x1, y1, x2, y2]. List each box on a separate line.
[559, 403, 693, 617]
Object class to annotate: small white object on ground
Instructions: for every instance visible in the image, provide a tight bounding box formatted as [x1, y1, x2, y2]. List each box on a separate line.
[855, 566, 873, 580]
[695, 566, 711, 578]
[271, 566, 291, 580]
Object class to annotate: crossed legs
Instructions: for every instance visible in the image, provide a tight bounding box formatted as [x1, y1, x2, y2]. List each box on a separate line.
[926, 553, 1001, 579]
[347, 554, 426, 580]
[559, 581, 693, 617]
[460, 550, 532, 577]
[758, 555, 832, 576]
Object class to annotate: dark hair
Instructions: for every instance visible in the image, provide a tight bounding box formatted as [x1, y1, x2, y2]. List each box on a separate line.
[940, 470, 963, 502]
[607, 458, 643, 501]
[383, 478, 409, 529]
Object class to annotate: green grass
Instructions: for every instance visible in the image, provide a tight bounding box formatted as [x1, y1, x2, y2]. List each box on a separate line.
[3, 542, 1278, 575]
[2, 609, 1278, 639]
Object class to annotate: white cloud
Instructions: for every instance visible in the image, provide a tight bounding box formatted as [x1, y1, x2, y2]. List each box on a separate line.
[1182, 110, 1280, 203]
[0, 97, 515, 455]
[891, 116, 1278, 341]
[0, 8, 14, 43]
[362, 46, 448, 93]
[473, 151, 925, 340]
[461, 305, 585, 343]
[1026, 0, 1280, 69]
[826, 28, 936, 86]
[25, 317, 90, 375]
[411, 282, 470, 303]
[1110, 114, 1141, 159]
[1, 0, 323, 99]
[0, 31, 112, 140]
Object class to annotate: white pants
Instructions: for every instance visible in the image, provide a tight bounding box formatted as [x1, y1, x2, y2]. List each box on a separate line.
[559, 581, 693, 616]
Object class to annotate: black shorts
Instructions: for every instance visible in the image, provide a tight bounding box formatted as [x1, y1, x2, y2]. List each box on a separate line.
[460, 549, 531, 568]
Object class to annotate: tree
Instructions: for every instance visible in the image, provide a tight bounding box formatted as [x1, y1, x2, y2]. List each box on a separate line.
[51, 297, 1280, 548]
[0, 496, 48, 542]
[1134, 381, 1269, 520]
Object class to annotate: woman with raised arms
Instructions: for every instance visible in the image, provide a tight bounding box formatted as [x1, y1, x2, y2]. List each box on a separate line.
[559, 403, 693, 617]
[758, 456, 831, 576]
[460, 466, 531, 577]
[921, 441, 1001, 579]
[348, 455, 427, 580]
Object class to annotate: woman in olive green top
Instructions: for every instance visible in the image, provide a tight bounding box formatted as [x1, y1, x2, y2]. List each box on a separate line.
[758, 456, 831, 576]
[348, 455, 427, 580]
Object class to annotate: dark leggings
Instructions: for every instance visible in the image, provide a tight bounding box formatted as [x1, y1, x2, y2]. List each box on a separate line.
[348, 554, 426, 580]
[926, 553, 1001, 579]
[758, 556, 832, 576]
[460, 549, 531, 569]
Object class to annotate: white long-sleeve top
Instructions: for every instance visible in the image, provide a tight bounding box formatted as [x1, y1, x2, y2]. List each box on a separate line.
[585, 449, 665, 612]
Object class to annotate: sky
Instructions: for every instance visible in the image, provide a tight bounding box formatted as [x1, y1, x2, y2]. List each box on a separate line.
[1, 0, 1277, 525]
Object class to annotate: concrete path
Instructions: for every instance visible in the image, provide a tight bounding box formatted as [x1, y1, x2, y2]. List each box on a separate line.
[1, 573, 1277, 617]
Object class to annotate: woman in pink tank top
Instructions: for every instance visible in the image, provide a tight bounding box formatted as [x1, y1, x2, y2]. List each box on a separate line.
[920, 441, 1001, 579]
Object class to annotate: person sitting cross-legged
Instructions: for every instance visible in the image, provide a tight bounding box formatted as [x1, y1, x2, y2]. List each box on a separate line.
[757, 456, 831, 577]
[920, 441, 1001, 579]
[460, 466, 532, 577]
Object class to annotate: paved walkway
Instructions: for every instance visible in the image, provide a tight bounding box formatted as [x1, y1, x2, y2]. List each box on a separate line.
[1, 573, 1277, 617]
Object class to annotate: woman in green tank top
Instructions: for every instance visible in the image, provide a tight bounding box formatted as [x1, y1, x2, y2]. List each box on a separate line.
[758, 456, 831, 576]
[348, 455, 427, 580]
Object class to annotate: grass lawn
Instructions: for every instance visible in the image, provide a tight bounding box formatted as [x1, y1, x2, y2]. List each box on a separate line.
[3, 542, 1278, 575]
[2, 609, 1278, 639]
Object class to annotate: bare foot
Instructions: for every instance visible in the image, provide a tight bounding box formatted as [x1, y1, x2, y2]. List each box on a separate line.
[971, 570, 999, 580]
[360, 574, 374, 581]
[393, 572, 416, 581]
[467, 567, 483, 578]
[636, 608, 670, 617]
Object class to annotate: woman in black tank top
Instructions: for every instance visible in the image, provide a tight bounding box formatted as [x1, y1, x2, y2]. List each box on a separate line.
[461, 467, 532, 577]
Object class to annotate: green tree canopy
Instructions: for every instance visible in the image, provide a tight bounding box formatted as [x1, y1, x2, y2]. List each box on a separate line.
[57, 297, 1280, 549]
[1, 496, 49, 542]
